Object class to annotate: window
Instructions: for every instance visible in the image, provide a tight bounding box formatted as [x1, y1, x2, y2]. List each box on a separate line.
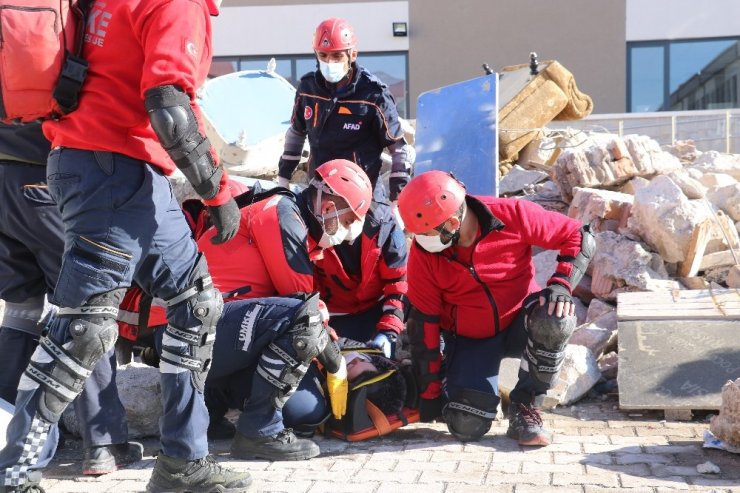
[210, 52, 409, 118]
[628, 38, 740, 112]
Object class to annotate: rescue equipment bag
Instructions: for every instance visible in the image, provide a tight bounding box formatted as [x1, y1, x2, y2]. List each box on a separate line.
[0, 0, 90, 123]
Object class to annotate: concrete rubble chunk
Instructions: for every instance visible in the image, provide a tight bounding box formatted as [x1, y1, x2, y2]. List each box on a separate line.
[666, 170, 707, 199]
[698, 172, 737, 189]
[627, 175, 711, 263]
[663, 139, 701, 163]
[619, 176, 651, 196]
[623, 134, 681, 175]
[569, 311, 618, 360]
[728, 265, 740, 289]
[690, 151, 740, 180]
[568, 187, 633, 233]
[498, 164, 549, 195]
[586, 298, 615, 322]
[62, 362, 162, 439]
[498, 345, 601, 409]
[591, 231, 679, 300]
[597, 351, 619, 380]
[710, 378, 740, 447]
[706, 183, 740, 222]
[552, 134, 680, 201]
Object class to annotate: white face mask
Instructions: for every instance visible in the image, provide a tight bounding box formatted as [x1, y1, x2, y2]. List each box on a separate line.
[319, 60, 349, 83]
[319, 222, 349, 248]
[345, 219, 364, 243]
[414, 233, 452, 253]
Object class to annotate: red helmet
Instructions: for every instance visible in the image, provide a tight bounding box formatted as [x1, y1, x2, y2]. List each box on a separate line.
[398, 171, 466, 233]
[313, 159, 372, 219]
[313, 17, 357, 52]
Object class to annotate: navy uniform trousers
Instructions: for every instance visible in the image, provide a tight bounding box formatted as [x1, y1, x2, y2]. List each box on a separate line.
[0, 160, 128, 450]
[1, 149, 209, 489]
[179, 297, 328, 439]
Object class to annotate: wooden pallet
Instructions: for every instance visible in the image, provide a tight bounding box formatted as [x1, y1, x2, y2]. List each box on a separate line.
[617, 287, 740, 320]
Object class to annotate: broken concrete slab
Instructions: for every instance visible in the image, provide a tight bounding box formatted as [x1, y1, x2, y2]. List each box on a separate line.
[598, 351, 619, 380]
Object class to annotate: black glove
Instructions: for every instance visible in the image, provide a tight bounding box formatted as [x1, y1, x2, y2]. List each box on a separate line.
[419, 397, 443, 422]
[208, 197, 240, 245]
[540, 283, 572, 305]
[388, 174, 409, 202]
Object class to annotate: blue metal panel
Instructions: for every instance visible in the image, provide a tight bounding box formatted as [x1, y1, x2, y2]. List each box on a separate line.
[414, 73, 499, 196]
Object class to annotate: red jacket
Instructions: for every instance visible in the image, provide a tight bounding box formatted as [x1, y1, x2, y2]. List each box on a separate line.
[408, 196, 583, 399]
[313, 201, 408, 334]
[195, 189, 321, 300]
[42, 0, 230, 206]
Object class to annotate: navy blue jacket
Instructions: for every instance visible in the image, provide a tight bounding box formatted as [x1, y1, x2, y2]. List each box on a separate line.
[279, 64, 404, 188]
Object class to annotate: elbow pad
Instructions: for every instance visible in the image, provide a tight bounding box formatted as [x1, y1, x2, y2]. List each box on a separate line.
[145, 85, 221, 200]
[552, 224, 596, 290]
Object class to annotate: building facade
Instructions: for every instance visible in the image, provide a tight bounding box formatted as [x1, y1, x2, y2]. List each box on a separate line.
[213, 0, 740, 117]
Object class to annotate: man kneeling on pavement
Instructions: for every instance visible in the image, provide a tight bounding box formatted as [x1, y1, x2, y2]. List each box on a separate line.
[397, 171, 594, 445]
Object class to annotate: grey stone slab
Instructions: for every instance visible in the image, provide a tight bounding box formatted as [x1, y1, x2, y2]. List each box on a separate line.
[618, 319, 740, 410]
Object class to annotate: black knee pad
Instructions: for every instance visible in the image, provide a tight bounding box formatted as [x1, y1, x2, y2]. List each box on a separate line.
[28, 289, 124, 423]
[161, 255, 223, 392]
[257, 293, 330, 409]
[522, 302, 576, 391]
[442, 388, 499, 442]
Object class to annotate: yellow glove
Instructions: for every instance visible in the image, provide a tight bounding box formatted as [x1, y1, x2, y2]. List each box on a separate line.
[326, 356, 348, 419]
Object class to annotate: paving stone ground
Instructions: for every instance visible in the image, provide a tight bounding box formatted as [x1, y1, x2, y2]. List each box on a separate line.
[42, 398, 739, 493]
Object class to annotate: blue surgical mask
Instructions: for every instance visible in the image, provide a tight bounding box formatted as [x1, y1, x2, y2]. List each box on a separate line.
[319, 60, 348, 83]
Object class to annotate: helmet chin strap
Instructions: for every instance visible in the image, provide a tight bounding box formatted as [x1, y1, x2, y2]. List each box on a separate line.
[435, 206, 467, 246]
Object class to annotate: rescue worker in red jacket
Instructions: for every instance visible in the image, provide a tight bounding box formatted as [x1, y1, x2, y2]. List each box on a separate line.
[397, 171, 595, 446]
[191, 159, 373, 460]
[277, 17, 414, 204]
[312, 200, 408, 358]
[0, 0, 251, 490]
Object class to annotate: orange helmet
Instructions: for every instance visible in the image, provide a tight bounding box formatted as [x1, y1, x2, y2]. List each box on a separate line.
[398, 171, 466, 233]
[313, 159, 372, 219]
[313, 17, 357, 52]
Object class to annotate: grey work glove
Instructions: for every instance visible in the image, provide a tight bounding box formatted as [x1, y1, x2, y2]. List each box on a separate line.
[208, 197, 240, 245]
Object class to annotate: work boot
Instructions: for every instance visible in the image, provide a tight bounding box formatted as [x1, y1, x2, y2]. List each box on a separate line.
[0, 470, 45, 493]
[82, 441, 144, 475]
[208, 416, 237, 440]
[145, 454, 252, 493]
[506, 401, 552, 446]
[231, 428, 320, 461]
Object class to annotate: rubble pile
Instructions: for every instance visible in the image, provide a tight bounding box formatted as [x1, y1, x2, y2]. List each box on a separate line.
[505, 132, 740, 406]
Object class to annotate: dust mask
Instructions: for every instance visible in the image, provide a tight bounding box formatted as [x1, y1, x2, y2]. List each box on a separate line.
[345, 220, 364, 243]
[414, 234, 452, 253]
[319, 60, 348, 83]
[319, 223, 350, 248]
